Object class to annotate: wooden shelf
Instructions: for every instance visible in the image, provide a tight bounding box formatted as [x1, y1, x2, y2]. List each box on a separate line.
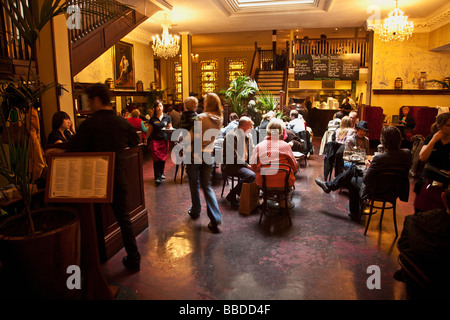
[373, 89, 450, 95]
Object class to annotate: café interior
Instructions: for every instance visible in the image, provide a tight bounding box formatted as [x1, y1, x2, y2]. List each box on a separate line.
[0, 0, 449, 301]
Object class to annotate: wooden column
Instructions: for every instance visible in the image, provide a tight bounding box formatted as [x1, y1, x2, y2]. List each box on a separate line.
[180, 32, 192, 101]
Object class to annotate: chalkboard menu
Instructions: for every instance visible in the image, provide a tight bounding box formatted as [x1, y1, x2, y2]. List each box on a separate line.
[294, 54, 360, 81]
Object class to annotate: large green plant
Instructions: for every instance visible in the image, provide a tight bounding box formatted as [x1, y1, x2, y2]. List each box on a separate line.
[220, 76, 259, 117]
[0, 0, 132, 235]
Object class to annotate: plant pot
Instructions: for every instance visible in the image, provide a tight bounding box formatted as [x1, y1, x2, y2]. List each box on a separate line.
[0, 207, 81, 300]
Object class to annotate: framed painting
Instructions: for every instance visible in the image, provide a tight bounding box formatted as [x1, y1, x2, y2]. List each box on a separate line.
[113, 41, 135, 90]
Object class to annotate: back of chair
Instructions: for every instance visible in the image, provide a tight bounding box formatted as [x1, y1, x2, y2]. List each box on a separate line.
[366, 168, 407, 203]
[261, 163, 292, 193]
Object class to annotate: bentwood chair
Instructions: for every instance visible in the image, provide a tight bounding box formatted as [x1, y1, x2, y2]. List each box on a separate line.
[258, 163, 294, 227]
[360, 169, 406, 237]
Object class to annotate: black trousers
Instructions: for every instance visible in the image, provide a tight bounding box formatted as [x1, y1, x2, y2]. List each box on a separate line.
[153, 160, 166, 180]
[326, 164, 363, 217]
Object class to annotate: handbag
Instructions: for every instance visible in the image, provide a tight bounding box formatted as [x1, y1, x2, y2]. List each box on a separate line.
[1, 107, 26, 144]
[238, 182, 260, 215]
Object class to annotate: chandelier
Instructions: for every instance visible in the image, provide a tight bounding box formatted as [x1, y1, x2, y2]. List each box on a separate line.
[378, 0, 414, 42]
[152, 18, 180, 59]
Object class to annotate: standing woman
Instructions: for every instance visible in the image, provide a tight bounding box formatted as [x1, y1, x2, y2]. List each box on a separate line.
[185, 93, 223, 232]
[414, 112, 450, 212]
[147, 100, 172, 185]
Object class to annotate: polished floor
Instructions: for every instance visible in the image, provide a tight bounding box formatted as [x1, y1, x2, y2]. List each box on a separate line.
[102, 137, 413, 300]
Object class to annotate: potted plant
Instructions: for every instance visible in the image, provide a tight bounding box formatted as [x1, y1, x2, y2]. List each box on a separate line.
[0, 0, 131, 299]
[220, 75, 259, 117]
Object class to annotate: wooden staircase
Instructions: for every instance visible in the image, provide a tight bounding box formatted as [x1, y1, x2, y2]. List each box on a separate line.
[257, 70, 284, 95]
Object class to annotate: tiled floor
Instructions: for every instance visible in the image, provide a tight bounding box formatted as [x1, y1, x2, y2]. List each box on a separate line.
[102, 138, 413, 300]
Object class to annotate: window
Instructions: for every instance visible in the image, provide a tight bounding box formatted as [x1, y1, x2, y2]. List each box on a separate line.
[227, 59, 246, 85]
[200, 60, 218, 96]
[173, 61, 182, 103]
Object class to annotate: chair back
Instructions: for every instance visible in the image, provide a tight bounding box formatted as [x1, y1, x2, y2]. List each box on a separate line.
[260, 163, 292, 192]
[365, 168, 407, 203]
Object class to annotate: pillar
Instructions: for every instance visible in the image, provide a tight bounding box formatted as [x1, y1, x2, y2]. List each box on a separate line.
[180, 32, 192, 101]
[36, 1, 75, 141]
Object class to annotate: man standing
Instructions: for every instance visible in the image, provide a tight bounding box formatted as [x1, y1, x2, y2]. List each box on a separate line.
[68, 84, 141, 272]
[222, 117, 256, 208]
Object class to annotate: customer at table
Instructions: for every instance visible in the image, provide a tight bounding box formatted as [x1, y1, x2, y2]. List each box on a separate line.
[47, 111, 76, 144]
[399, 106, 416, 135]
[414, 112, 450, 213]
[67, 83, 141, 271]
[167, 105, 181, 129]
[287, 109, 306, 134]
[315, 125, 412, 221]
[345, 120, 369, 153]
[185, 92, 223, 233]
[251, 118, 298, 191]
[222, 116, 256, 208]
[220, 112, 239, 138]
[395, 188, 450, 298]
[127, 109, 148, 142]
[349, 111, 358, 128]
[147, 100, 172, 185]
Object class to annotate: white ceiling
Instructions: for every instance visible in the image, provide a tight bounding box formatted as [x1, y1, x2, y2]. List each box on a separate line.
[133, 0, 450, 47]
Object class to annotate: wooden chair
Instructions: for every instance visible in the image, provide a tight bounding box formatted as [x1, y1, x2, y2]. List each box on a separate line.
[360, 169, 406, 237]
[258, 163, 294, 227]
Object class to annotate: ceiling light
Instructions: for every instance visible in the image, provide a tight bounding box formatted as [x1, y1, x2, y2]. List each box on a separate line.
[378, 0, 414, 42]
[152, 16, 180, 59]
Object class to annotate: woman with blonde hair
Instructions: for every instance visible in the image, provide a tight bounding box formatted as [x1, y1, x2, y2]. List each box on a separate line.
[127, 108, 148, 141]
[185, 93, 224, 232]
[334, 115, 353, 144]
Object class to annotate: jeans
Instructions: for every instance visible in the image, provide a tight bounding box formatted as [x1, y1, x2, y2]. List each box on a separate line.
[326, 164, 363, 217]
[186, 163, 222, 226]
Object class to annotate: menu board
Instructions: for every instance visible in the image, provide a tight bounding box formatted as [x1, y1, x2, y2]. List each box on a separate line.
[45, 153, 115, 203]
[294, 54, 360, 81]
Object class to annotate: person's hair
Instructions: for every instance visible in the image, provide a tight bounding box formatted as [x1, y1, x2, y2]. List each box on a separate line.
[131, 109, 141, 118]
[203, 92, 223, 116]
[380, 125, 402, 151]
[52, 111, 71, 131]
[290, 110, 298, 118]
[85, 83, 111, 106]
[334, 111, 344, 119]
[337, 116, 353, 140]
[153, 100, 164, 115]
[229, 112, 239, 121]
[263, 111, 274, 121]
[432, 112, 450, 134]
[402, 106, 410, 113]
[267, 118, 285, 138]
[238, 116, 253, 128]
[184, 96, 198, 111]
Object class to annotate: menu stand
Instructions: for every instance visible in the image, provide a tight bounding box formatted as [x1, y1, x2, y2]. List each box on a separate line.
[45, 152, 116, 300]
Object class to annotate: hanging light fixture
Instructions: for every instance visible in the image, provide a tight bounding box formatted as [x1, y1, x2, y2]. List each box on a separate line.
[378, 0, 414, 42]
[152, 16, 180, 59]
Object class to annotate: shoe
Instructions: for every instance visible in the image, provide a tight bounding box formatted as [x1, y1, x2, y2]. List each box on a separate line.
[315, 178, 331, 194]
[207, 222, 220, 233]
[122, 256, 140, 272]
[155, 178, 161, 186]
[348, 213, 359, 221]
[226, 193, 239, 208]
[161, 174, 166, 180]
[188, 209, 200, 220]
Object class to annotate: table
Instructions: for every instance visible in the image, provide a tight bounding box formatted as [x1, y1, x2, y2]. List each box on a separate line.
[383, 122, 405, 127]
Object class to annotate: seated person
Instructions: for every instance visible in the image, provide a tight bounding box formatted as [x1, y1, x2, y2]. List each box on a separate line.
[127, 109, 148, 142]
[47, 111, 76, 144]
[327, 111, 344, 131]
[333, 116, 354, 144]
[251, 118, 298, 191]
[345, 120, 369, 153]
[259, 111, 275, 131]
[349, 111, 358, 128]
[222, 116, 256, 208]
[220, 112, 239, 138]
[167, 106, 181, 129]
[395, 188, 450, 297]
[315, 125, 412, 221]
[287, 109, 306, 134]
[399, 106, 416, 140]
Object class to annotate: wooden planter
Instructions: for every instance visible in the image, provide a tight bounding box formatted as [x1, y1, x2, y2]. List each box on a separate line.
[0, 207, 81, 299]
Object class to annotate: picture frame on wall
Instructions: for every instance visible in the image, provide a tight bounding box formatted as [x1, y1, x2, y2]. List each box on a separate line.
[113, 41, 135, 90]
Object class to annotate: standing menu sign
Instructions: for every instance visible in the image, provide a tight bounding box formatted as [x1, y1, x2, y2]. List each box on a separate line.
[45, 153, 115, 203]
[294, 54, 360, 81]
